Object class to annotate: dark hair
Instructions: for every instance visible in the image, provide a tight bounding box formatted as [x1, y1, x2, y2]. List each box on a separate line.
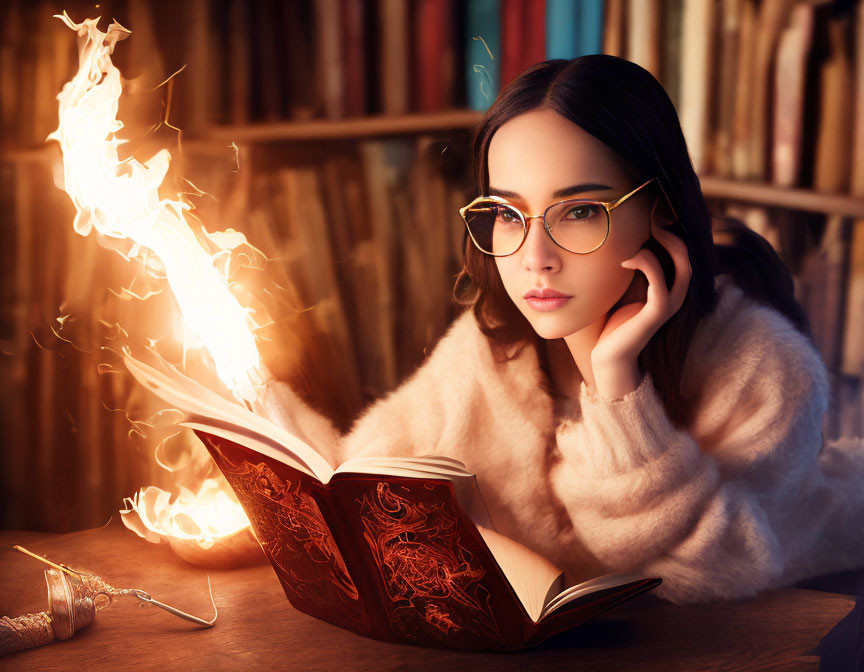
[453, 55, 814, 428]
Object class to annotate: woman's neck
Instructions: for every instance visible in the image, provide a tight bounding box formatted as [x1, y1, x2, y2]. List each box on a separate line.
[542, 337, 586, 400]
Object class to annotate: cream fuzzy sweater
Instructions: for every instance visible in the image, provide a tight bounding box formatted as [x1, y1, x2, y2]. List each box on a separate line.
[263, 273, 864, 605]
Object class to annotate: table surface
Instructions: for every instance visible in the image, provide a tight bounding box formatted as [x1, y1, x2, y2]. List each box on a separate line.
[0, 519, 856, 672]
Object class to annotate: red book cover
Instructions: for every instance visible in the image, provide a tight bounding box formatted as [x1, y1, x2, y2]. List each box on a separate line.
[501, 0, 525, 88]
[523, 0, 546, 71]
[196, 430, 661, 650]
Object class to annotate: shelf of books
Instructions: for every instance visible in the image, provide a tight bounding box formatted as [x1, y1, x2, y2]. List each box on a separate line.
[1, 0, 864, 531]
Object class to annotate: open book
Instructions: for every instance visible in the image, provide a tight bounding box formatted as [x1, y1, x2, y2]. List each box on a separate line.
[124, 353, 661, 651]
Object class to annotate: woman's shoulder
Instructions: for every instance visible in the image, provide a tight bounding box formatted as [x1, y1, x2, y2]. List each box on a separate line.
[685, 273, 830, 411]
[406, 307, 545, 402]
[423, 309, 492, 366]
[703, 274, 823, 360]
[381, 308, 498, 395]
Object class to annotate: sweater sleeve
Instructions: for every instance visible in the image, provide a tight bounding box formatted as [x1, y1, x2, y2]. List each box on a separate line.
[549, 316, 864, 605]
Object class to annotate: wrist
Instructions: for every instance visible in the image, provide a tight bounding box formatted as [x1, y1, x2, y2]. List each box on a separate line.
[589, 360, 642, 400]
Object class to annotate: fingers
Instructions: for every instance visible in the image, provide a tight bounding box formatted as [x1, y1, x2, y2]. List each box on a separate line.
[621, 248, 666, 319]
[650, 219, 692, 311]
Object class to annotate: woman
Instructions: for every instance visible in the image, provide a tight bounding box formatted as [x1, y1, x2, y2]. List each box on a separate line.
[265, 55, 864, 604]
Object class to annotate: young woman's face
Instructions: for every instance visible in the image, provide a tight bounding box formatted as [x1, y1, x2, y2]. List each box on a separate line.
[488, 108, 654, 340]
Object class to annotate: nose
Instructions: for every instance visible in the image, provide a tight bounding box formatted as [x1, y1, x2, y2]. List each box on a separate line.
[520, 216, 561, 273]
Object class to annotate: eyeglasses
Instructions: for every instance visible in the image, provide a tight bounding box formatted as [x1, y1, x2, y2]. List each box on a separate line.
[459, 177, 677, 257]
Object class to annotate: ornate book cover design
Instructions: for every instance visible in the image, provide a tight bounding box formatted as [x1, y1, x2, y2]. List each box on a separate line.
[197, 430, 661, 651]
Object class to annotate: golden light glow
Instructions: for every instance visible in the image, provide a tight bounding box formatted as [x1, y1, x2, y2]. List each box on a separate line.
[120, 479, 251, 547]
[49, 12, 266, 549]
[48, 11, 261, 402]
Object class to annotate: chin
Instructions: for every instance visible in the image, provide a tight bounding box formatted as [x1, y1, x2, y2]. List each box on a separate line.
[523, 314, 581, 340]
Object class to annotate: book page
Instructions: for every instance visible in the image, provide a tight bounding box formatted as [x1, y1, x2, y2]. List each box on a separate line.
[342, 455, 469, 469]
[182, 417, 317, 477]
[337, 455, 472, 477]
[539, 571, 651, 621]
[474, 524, 563, 622]
[473, 523, 651, 623]
[125, 353, 486, 487]
[123, 353, 335, 482]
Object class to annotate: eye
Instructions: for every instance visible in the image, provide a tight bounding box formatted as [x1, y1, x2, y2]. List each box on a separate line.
[495, 207, 521, 224]
[565, 203, 601, 220]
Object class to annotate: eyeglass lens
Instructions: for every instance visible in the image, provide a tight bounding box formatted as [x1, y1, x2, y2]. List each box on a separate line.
[463, 200, 609, 255]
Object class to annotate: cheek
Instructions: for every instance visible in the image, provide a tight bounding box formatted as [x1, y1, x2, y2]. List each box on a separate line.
[494, 257, 520, 298]
[565, 256, 633, 313]
[605, 208, 650, 259]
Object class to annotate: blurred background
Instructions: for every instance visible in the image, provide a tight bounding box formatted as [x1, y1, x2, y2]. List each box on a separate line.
[0, 0, 863, 532]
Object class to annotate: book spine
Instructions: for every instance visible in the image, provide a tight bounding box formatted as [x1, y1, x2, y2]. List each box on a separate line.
[465, 0, 500, 111]
[314, 0, 345, 119]
[545, 0, 579, 60]
[712, 0, 740, 178]
[730, 0, 757, 179]
[227, 0, 251, 124]
[771, 2, 814, 187]
[342, 0, 367, 117]
[522, 0, 546, 70]
[812, 14, 854, 194]
[282, 1, 317, 120]
[414, 0, 450, 111]
[679, 0, 716, 175]
[747, 0, 792, 181]
[578, 0, 605, 56]
[250, 0, 282, 122]
[378, 0, 410, 115]
[310, 479, 401, 642]
[841, 0, 864, 379]
[627, 0, 662, 77]
[500, 0, 524, 87]
[196, 432, 381, 639]
[603, 0, 626, 57]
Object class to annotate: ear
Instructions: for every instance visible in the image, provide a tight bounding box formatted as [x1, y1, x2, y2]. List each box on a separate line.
[650, 195, 676, 229]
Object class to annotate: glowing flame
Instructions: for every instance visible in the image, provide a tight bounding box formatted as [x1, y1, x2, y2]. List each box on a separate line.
[48, 12, 269, 551]
[120, 479, 250, 547]
[48, 12, 261, 401]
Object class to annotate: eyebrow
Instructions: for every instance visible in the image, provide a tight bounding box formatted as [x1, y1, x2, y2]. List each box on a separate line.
[488, 183, 613, 200]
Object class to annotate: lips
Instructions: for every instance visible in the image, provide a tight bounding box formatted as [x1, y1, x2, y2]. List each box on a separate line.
[523, 288, 571, 299]
[523, 287, 572, 313]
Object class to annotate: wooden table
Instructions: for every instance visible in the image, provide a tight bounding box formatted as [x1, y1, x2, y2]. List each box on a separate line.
[0, 519, 857, 671]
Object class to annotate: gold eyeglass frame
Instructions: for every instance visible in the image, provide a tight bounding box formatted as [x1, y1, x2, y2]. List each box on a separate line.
[459, 176, 679, 257]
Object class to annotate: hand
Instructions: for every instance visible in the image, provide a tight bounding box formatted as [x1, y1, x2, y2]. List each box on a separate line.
[590, 218, 692, 373]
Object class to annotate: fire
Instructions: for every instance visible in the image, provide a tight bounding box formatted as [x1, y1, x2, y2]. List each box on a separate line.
[120, 479, 251, 547]
[48, 12, 262, 402]
[49, 12, 269, 557]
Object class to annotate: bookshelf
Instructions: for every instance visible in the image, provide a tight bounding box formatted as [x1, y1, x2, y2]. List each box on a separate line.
[700, 178, 864, 219]
[2, 0, 863, 534]
[8, 119, 864, 218]
[203, 111, 485, 142]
